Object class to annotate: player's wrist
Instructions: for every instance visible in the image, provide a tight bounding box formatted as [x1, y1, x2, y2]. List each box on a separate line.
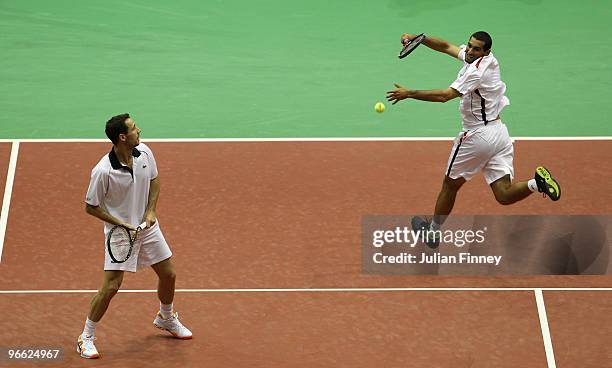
[121, 222, 136, 230]
[401, 33, 416, 44]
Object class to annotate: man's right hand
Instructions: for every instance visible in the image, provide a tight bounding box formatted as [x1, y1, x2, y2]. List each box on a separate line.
[401, 33, 417, 45]
[400, 33, 461, 59]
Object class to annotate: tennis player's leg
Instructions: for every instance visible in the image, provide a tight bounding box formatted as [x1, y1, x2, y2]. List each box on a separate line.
[485, 122, 541, 204]
[434, 130, 491, 226]
[412, 130, 490, 248]
[136, 224, 175, 305]
[412, 173, 467, 249]
[488, 167, 560, 204]
[137, 224, 192, 339]
[151, 258, 192, 339]
[432, 175, 466, 226]
[489, 175, 532, 205]
[77, 270, 124, 359]
[89, 270, 125, 322]
[152, 258, 176, 305]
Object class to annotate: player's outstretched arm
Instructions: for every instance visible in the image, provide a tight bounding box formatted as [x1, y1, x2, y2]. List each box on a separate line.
[401, 33, 461, 59]
[386, 84, 461, 104]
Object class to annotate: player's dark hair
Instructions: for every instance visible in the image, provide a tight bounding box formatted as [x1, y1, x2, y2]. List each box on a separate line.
[471, 31, 492, 51]
[105, 113, 130, 145]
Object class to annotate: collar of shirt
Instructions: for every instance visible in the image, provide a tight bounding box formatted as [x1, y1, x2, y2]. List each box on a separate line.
[108, 147, 142, 176]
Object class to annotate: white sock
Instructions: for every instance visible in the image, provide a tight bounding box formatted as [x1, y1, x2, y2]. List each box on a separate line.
[82, 318, 97, 337]
[160, 303, 173, 319]
[527, 179, 538, 192]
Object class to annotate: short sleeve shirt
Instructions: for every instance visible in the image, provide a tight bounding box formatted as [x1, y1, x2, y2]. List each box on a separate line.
[85, 143, 158, 233]
[450, 45, 510, 130]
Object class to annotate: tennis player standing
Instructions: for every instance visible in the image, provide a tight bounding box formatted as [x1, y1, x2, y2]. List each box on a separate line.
[386, 31, 561, 247]
[76, 113, 192, 359]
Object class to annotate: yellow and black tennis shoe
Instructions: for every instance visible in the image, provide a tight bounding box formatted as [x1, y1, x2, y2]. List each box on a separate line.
[535, 166, 561, 201]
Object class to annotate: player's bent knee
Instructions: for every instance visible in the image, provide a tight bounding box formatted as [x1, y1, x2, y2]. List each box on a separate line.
[162, 269, 176, 282]
[493, 189, 515, 205]
[490, 176, 514, 205]
[99, 284, 120, 299]
[495, 195, 515, 206]
[442, 176, 465, 192]
[99, 277, 123, 298]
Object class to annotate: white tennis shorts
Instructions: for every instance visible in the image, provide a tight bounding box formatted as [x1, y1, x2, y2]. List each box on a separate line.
[445, 120, 515, 184]
[104, 222, 173, 272]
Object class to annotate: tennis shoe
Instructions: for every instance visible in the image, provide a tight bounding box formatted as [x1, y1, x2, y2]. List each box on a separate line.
[535, 166, 561, 201]
[411, 216, 440, 249]
[153, 312, 193, 339]
[76, 334, 99, 359]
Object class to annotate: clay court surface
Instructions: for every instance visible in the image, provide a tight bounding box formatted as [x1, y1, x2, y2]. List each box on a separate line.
[0, 139, 611, 367]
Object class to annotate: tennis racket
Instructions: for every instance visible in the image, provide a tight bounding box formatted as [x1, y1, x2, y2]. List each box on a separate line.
[106, 222, 147, 263]
[398, 33, 425, 59]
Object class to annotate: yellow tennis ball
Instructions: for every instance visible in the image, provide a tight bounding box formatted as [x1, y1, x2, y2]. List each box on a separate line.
[375, 102, 385, 113]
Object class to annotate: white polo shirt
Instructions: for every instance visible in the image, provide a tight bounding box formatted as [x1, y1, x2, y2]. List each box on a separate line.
[450, 45, 510, 131]
[85, 143, 158, 234]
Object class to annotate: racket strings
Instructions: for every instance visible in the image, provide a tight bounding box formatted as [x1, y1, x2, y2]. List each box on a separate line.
[109, 228, 132, 260]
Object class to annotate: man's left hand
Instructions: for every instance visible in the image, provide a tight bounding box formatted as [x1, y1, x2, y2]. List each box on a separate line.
[143, 211, 157, 228]
[386, 83, 412, 105]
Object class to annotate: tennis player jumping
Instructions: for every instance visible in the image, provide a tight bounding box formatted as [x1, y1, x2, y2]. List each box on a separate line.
[76, 114, 192, 359]
[386, 31, 561, 248]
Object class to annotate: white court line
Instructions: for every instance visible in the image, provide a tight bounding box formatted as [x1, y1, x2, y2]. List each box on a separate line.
[0, 287, 611, 294]
[0, 142, 19, 263]
[535, 289, 557, 368]
[0, 136, 611, 143]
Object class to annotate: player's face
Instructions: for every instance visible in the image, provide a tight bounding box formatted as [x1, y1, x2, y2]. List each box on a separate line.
[123, 118, 141, 147]
[465, 37, 489, 64]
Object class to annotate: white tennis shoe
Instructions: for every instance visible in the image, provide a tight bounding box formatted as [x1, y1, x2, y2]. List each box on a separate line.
[153, 311, 193, 339]
[76, 334, 100, 359]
